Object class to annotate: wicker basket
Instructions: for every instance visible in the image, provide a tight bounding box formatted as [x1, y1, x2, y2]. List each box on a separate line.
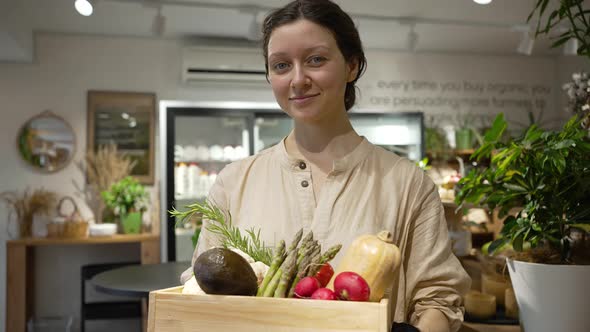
[46, 221, 64, 238]
[63, 221, 89, 238]
[46, 196, 89, 238]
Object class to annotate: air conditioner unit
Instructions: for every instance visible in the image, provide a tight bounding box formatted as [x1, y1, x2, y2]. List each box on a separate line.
[181, 46, 267, 84]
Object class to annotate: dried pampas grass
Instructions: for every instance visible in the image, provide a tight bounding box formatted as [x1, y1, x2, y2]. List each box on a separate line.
[0, 188, 58, 238]
[74, 143, 136, 223]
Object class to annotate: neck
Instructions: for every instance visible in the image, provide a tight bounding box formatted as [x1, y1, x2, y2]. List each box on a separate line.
[285, 113, 362, 172]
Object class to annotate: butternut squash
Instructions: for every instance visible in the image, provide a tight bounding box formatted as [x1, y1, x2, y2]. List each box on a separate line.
[328, 230, 401, 302]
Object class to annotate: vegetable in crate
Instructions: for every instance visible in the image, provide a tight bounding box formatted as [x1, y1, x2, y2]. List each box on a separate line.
[293, 276, 321, 298]
[314, 263, 334, 288]
[194, 247, 258, 296]
[333, 271, 370, 301]
[329, 230, 401, 302]
[310, 288, 338, 300]
[170, 200, 274, 266]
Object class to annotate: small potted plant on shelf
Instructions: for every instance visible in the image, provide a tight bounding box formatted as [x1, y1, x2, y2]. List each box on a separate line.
[455, 108, 590, 330]
[101, 176, 149, 234]
[453, 112, 484, 151]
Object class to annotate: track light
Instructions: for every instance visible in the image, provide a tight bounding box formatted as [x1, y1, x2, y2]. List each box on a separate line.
[152, 6, 166, 36]
[563, 38, 579, 55]
[245, 11, 264, 41]
[516, 30, 535, 55]
[75, 0, 93, 16]
[406, 23, 419, 52]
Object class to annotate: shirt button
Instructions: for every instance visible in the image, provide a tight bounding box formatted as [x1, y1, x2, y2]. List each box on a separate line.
[301, 180, 309, 188]
[298, 161, 307, 170]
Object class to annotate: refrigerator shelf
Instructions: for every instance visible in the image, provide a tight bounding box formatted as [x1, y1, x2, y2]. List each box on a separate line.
[175, 159, 233, 164]
[175, 196, 207, 203]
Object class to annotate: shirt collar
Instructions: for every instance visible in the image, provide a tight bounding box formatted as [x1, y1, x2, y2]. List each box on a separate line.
[275, 134, 374, 173]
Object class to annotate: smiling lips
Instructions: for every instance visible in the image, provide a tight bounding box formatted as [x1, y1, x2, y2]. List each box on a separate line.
[289, 93, 320, 104]
[290, 93, 320, 101]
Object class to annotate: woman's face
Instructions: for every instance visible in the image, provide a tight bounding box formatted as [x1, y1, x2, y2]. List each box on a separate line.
[267, 19, 358, 124]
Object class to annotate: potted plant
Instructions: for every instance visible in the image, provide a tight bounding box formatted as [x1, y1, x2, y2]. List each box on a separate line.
[101, 176, 149, 234]
[455, 109, 590, 331]
[453, 112, 484, 151]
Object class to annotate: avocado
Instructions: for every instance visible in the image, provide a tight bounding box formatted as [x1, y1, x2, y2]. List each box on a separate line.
[194, 247, 258, 296]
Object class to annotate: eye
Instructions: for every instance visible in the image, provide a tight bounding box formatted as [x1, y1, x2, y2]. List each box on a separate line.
[271, 62, 290, 72]
[308, 56, 326, 66]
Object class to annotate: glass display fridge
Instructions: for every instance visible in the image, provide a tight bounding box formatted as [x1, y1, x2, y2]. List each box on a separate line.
[160, 101, 424, 262]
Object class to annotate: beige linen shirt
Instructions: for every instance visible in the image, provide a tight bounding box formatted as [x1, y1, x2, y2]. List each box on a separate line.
[183, 137, 471, 331]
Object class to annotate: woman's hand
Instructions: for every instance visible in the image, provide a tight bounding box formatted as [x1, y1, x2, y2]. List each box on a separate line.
[415, 309, 450, 332]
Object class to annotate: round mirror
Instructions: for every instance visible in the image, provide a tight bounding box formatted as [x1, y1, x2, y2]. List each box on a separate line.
[17, 110, 76, 173]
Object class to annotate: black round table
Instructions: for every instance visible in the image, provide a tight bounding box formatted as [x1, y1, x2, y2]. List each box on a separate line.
[91, 261, 189, 298]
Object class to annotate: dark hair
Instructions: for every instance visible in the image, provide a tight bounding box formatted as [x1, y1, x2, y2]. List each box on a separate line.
[262, 0, 367, 111]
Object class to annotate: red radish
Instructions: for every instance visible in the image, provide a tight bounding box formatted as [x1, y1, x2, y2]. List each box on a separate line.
[294, 276, 321, 298]
[314, 263, 334, 287]
[310, 288, 338, 300]
[333, 272, 370, 301]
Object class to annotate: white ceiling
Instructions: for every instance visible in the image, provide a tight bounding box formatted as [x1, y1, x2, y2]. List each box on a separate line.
[0, 0, 575, 62]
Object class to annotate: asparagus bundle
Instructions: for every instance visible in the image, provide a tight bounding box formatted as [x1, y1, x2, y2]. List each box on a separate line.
[256, 228, 342, 298]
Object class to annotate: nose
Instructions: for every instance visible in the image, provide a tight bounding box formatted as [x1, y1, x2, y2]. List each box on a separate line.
[290, 64, 310, 90]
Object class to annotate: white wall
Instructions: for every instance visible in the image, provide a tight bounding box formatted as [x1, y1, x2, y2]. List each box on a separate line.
[0, 32, 586, 332]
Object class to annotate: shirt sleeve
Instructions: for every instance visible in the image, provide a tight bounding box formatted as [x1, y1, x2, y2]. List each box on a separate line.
[179, 171, 229, 284]
[405, 171, 471, 331]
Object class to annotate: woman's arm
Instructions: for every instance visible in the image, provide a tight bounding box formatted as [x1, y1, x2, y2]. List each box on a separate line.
[415, 308, 450, 332]
[404, 171, 471, 332]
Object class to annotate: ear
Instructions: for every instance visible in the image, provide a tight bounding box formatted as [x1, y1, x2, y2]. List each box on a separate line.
[346, 58, 360, 83]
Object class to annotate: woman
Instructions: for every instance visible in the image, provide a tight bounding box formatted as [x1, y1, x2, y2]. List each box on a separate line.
[183, 0, 470, 331]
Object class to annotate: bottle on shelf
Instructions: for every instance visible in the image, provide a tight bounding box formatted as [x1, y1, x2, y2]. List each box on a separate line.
[197, 171, 210, 199]
[208, 172, 218, 192]
[187, 163, 200, 198]
[174, 162, 188, 199]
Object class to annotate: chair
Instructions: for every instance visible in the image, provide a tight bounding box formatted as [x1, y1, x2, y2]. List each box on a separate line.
[80, 262, 142, 332]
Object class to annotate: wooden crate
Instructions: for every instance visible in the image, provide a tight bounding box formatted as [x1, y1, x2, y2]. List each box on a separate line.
[148, 286, 391, 332]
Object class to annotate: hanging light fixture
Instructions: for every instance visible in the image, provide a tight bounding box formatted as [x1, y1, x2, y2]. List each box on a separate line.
[246, 12, 263, 41]
[563, 37, 579, 55]
[516, 30, 535, 55]
[406, 22, 419, 52]
[152, 6, 166, 36]
[75, 0, 94, 16]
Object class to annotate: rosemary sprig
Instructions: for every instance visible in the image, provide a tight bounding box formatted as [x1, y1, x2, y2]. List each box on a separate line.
[170, 200, 273, 265]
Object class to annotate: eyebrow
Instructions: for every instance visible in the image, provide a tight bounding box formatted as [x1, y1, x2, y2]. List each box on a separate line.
[268, 45, 331, 61]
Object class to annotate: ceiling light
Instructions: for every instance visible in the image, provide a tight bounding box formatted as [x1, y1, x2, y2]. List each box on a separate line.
[152, 7, 166, 36]
[75, 0, 93, 16]
[517, 30, 535, 55]
[245, 11, 264, 41]
[473, 0, 493, 4]
[563, 38, 579, 55]
[406, 23, 419, 52]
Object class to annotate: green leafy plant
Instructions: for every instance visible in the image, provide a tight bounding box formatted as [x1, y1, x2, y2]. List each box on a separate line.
[101, 176, 149, 216]
[170, 200, 273, 265]
[455, 113, 590, 263]
[528, 0, 590, 58]
[416, 157, 431, 171]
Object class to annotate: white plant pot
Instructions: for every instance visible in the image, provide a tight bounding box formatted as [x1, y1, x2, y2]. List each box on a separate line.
[506, 258, 590, 332]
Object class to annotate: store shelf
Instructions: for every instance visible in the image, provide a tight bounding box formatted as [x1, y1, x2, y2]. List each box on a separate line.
[454, 149, 476, 155]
